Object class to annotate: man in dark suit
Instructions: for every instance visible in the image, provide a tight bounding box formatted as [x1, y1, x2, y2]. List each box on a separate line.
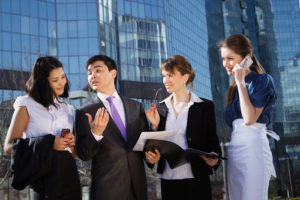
[75, 55, 149, 200]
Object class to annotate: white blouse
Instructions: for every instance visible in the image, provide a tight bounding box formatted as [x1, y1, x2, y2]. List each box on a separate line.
[160, 92, 202, 180]
[14, 95, 74, 139]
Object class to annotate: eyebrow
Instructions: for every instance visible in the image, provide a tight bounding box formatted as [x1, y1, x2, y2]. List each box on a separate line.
[87, 65, 103, 71]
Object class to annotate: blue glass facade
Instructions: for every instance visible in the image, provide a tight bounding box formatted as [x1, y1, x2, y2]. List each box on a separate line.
[165, 0, 212, 99]
[272, 0, 300, 196]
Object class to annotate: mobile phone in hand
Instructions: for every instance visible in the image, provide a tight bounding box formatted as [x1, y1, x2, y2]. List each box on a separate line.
[239, 55, 253, 69]
[61, 128, 70, 137]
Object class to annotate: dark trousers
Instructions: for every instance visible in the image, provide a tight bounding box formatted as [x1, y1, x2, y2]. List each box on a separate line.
[161, 178, 212, 200]
[127, 182, 137, 200]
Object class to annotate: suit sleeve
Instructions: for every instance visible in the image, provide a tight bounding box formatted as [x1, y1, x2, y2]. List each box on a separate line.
[75, 108, 103, 161]
[139, 103, 149, 133]
[207, 101, 222, 170]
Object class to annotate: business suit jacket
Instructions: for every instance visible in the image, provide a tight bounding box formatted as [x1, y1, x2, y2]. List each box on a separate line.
[75, 95, 149, 200]
[156, 97, 222, 178]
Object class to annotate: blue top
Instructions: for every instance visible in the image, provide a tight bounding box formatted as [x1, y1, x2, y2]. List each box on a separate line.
[225, 71, 277, 128]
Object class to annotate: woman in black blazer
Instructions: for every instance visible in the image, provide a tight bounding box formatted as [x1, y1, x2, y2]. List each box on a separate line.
[145, 55, 222, 200]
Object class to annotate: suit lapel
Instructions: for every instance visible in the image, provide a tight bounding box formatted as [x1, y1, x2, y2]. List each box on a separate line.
[120, 96, 131, 142]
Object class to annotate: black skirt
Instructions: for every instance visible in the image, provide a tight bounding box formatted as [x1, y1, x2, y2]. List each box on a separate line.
[30, 150, 82, 200]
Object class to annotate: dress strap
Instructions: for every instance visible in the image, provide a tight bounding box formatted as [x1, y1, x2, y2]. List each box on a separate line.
[266, 130, 280, 141]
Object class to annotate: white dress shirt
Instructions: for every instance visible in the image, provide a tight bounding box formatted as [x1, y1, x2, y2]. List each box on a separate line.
[92, 91, 126, 141]
[160, 92, 202, 180]
[14, 95, 74, 138]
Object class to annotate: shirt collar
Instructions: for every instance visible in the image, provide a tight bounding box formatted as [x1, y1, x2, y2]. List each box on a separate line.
[97, 91, 120, 103]
[161, 91, 203, 107]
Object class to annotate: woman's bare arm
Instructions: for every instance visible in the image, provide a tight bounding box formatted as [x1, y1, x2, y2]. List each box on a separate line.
[4, 106, 29, 155]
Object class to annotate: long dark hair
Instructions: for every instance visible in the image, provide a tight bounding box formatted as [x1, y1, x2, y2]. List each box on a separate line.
[160, 55, 195, 90]
[219, 34, 265, 106]
[25, 56, 70, 108]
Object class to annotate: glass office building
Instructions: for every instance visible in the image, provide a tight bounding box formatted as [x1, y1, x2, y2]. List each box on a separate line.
[0, 0, 213, 199]
[272, 0, 300, 196]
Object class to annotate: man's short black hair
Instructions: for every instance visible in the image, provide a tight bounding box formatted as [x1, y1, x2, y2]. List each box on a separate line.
[86, 55, 117, 71]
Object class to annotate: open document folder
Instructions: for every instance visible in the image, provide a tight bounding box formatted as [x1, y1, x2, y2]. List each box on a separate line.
[133, 130, 175, 151]
[133, 131, 226, 169]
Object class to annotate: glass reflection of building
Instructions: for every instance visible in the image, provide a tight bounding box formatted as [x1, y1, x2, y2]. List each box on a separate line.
[272, 0, 300, 196]
[117, 0, 168, 105]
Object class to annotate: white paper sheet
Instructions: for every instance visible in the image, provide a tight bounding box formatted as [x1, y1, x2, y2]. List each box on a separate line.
[133, 130, 175, 151]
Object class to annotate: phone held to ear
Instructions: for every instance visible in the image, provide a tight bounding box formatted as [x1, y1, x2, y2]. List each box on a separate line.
[239, 55, 253, 69]
[61, 128, 70, 137]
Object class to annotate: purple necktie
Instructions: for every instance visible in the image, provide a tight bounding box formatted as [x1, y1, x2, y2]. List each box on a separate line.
[106, 96, 127, 141]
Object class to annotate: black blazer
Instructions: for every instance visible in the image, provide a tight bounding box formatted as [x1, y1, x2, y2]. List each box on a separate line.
[11, 134, 55, 190]
[156, 97, 222, 178]
[11, 134, 81, 200]
[75, 96, 149, 200]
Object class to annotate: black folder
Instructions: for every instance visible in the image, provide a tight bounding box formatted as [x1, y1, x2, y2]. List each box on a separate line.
[186, 148, 227, 160]
[144, 139, 188, 169]
[144, 139, 227, 169]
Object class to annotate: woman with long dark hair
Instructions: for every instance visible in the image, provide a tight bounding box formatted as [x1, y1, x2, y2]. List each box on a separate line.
[4, 56, 81, 200]
[219, 34, 278, 200]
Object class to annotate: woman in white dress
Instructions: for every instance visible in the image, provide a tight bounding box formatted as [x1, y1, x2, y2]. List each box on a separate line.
[4, 56, 81, 200]
[219, 34, 278, 200]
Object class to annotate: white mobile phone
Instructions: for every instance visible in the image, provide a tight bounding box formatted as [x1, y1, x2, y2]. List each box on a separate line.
[239, 55, 253, 69]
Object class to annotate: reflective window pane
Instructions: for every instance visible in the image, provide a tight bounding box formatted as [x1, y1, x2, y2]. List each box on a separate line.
[2, 14, 11, 32]
[78, 21, 88, 37]
[87, 3, 97, 19]
[1, 0, 11, 13]
[67, 4, 77, 20]
[39, 1, 47, 18]
[78, 39, 88, 55]
[21, 16, 30, 34]
[47, 2, 55, 20]
[20, 0, 29, 15]
[2, 32, 12, 51]
[11, 0, 20, 14]
[87, 21, 98, 37]
[68, 39, 78, 55]
[3, 51, 12, 69]
[30, 17, 39, 36]
[11, 15, 21, 32]
[57, 4, 67, 20]
[77, 3, 87, 20]
[29, 0, 38, 17]
[57, 21, 68, 38]
[89, 38, 99, 55]
[39, 19, 48, 36]
[12, 52, 22, 70]
[68, 21, 78, 37]
[12, 33, 21, 51]
[39, 37, 47, 55]
[58, 39, 68, 56]
[69, 56, 79, 73]
[48, 20, 56, 38]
